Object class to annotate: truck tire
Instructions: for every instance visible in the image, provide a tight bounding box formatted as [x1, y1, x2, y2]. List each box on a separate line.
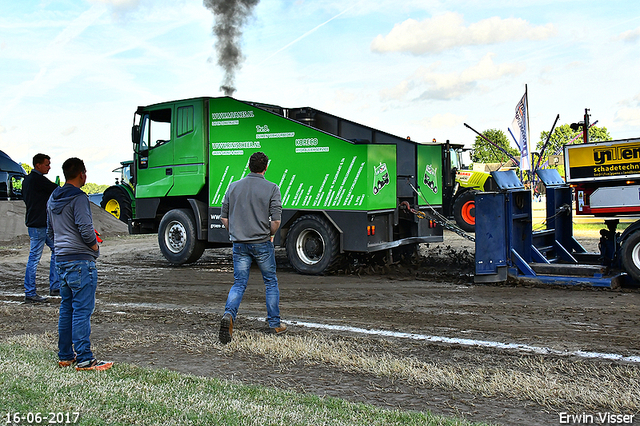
[286, 215, 339, 275]
[158, 209, 205, 265]
[101, 186, 132, 224]
[453, 190, 477, 233]
[621, 231, 640, 283]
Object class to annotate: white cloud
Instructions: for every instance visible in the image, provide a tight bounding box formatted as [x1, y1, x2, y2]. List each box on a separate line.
[380, 80, 413, 101]
[371, 12, 556, 55]
[86, 0, 141, 10]
[419, 112, 466, 130]
[616, 27, 640, 43]
[614, 108, 640, 126]
[61, 127, 78, 136]
[383, 53, 524, 101]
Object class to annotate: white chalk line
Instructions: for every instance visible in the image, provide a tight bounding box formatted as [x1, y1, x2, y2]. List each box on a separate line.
[252, 317, 640, 364]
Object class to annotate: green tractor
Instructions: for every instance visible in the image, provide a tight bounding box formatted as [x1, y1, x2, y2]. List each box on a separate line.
[101, 161, 134, 224]
[442, 145, 495, 233]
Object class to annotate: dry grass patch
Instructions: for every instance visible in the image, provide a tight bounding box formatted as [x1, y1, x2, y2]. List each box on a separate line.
[228, 331, 640, 412]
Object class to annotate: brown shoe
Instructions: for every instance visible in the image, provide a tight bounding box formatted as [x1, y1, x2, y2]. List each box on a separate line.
[219, 313, 233, 344]
[270, 324, 287, 335]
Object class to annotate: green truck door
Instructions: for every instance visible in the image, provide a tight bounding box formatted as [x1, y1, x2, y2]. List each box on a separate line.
[136, 102, 206, 199]
[167, 101, 206, 197]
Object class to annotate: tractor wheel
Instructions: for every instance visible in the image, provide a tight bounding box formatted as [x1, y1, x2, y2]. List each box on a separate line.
[100, 186, 132, 224]
[452, 190, 477, 233]
[621, 231, 640, 283]
[286, 215, 339, 275]
[158, 209, 205, 265]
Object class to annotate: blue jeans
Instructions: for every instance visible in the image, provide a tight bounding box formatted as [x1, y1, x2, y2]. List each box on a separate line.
[224, 242, 281, 328]
[24, 227, 59, 296]
[56, 260, 97, 363]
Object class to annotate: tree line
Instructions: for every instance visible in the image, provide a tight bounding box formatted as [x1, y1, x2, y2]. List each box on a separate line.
[21, 163, 108, 195]
[471, 124, 610, 173]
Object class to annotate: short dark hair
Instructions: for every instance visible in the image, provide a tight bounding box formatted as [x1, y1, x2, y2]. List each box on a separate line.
[32, 153, 50, 167]
[249, 152, 269, 173]
[62, 157, 86, 180]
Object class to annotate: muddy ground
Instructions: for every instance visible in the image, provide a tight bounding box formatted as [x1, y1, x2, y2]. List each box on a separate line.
[1, 229, 640, 426]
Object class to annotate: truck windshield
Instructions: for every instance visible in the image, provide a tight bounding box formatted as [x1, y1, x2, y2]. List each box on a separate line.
[141, 108, 172, 149]
[450, 148, 461, 170]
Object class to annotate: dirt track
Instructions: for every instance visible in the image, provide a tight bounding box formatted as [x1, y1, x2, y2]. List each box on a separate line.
[1, 230, 640, 425]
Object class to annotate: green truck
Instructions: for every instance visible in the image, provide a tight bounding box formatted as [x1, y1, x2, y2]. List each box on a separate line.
[104, 96, 468, 274]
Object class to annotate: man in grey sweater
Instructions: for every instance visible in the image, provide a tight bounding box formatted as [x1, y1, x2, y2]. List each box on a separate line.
[219, 152, 285, 344]
[47, 157, 112, 371]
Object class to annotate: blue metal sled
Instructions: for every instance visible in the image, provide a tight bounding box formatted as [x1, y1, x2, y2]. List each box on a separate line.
[474, 169, 627, 288]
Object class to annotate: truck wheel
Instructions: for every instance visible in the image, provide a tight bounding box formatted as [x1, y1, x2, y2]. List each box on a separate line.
[100, 186, 132, 224]
[158, 209, 205, 265]
[453, 190, 477, 233]
[286, 215, 339, 275]
[621, 231, 640, 283]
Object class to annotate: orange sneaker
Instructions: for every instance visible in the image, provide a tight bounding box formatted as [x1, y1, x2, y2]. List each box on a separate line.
[58, 358, 76, 367]
[75, 359, 113, 371]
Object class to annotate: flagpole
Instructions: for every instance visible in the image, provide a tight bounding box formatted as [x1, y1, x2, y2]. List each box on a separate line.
[525, 84, 531, 183]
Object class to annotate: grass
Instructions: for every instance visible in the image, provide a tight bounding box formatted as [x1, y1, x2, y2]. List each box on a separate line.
[573, 222, 631, 232]
[532, 220, 631, 235]
[0, 335, 490, 426]
[14, 320, 639, 415]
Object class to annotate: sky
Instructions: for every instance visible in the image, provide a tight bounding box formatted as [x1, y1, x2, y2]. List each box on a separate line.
[1, 0, 640, 185]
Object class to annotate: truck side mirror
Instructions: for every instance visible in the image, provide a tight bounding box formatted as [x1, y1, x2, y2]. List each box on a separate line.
[132, 125, 141, 147]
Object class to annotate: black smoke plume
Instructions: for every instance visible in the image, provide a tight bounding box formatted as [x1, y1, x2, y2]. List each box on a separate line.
[203, 0, 259, 96]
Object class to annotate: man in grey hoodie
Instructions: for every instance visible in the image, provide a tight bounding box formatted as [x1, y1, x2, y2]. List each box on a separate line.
[47, 157, 112, 371]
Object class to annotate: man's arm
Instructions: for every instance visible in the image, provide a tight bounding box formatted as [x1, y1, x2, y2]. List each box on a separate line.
[269, 186, 282, 240]
[221, 217, 229, 230]
[74, 196, 99, 251]
[270, 220, 281, 240]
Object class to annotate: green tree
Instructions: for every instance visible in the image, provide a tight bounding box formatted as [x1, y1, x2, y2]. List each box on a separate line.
[535, 124, 610, 168]
[82, 183, 109, 194]
[471, 129, 520, 164]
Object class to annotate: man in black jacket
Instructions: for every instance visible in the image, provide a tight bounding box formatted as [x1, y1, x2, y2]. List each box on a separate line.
[23, 153, 60, 303]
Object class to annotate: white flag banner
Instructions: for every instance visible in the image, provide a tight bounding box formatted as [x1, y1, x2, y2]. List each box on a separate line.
[509, 93, 530, 171]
